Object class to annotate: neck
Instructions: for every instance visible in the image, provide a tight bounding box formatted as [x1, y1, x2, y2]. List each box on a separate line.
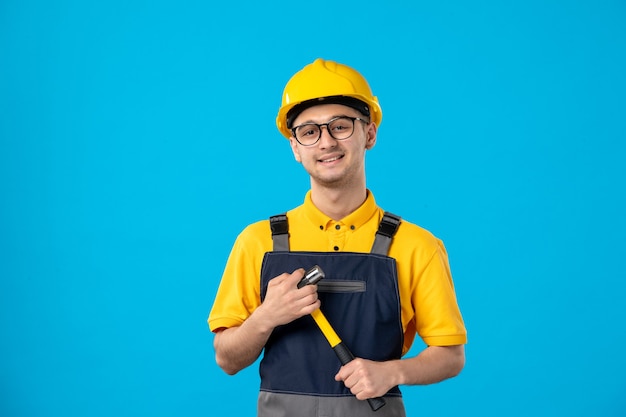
[309, 180, 367, 221]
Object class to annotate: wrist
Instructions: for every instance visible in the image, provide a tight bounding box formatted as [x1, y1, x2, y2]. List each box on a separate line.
[248, 303, 276, 335]
[389, 359, 408, 386]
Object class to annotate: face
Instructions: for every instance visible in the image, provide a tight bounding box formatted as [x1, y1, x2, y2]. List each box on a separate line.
[289, 104, 377, 189]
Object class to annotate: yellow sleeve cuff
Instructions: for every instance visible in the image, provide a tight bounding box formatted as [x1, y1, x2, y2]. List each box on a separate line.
[422, 334, 468, 347]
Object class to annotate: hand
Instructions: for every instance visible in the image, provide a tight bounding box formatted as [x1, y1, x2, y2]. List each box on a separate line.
[334, 358, 395, 400]
[258, 269, 321, 329]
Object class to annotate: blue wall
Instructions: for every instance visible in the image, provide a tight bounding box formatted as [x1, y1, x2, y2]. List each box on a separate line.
[1, 1, 625, 416]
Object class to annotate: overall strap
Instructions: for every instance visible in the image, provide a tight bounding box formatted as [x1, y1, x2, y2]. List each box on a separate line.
[270, 211, 401, 254]
[270, 213, 289, 251]
[370, 212, 402, 255]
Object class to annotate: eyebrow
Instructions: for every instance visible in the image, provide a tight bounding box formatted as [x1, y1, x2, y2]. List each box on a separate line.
[294, 114, 355, 126]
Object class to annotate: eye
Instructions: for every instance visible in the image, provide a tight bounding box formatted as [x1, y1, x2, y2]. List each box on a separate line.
[330, 118, 353, 132]
[297, 124, 319, 138]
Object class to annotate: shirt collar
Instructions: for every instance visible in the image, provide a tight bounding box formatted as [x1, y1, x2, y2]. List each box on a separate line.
[302, 190, 379, 230]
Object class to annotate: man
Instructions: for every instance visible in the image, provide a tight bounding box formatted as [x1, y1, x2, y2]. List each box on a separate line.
[208, 58, 467, 416]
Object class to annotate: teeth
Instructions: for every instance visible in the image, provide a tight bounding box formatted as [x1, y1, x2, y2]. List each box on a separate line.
[321, 156, 341, 163]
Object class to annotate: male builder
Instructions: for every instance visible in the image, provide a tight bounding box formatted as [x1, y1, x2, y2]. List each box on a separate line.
[208, 58, 467, 416]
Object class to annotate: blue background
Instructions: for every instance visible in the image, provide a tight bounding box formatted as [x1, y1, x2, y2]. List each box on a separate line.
[1, 1, 625, 416]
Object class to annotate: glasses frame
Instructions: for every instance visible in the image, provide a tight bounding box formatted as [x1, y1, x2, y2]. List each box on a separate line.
[291, 116, 369, 146]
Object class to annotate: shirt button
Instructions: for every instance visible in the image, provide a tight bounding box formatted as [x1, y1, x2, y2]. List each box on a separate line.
[335, 224, 341, 230]
[333, 246, 339, 251]
[319, 225, 324, 230]
[350, 225, 355, 230]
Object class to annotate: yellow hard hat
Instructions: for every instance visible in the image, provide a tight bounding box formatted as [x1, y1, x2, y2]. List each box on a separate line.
[276, 58, 382, 139]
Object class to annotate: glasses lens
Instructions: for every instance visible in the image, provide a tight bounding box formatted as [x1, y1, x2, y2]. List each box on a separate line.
[328, 117, 354, 140]
[295, 124, 321, 145]
[294, 117, 357, 145]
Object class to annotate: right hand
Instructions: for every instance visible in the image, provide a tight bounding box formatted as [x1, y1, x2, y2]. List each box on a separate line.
[258, 268, 321, 328]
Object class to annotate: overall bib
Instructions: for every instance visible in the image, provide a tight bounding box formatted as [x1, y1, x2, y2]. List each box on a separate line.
[257, 213, 407, 417]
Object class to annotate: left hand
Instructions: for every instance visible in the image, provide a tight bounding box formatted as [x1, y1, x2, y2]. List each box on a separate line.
[334, 358, 395, 400]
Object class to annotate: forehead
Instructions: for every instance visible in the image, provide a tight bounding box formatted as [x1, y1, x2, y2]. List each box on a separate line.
[292, 103, 361, 125]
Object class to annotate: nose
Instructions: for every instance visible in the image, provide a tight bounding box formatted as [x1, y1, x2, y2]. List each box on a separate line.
[318, 125, 337, 148]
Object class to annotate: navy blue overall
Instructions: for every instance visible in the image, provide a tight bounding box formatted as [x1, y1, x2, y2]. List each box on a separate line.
[257, 213, 407, 417]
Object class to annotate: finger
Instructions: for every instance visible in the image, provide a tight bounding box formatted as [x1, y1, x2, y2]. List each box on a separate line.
[275, 269, 303, 287]
[290, 268, 305, 284]
[300, 299, 321, 316]
[334, 364, 351, 382]
[269, 272, 291, 286]
[270, 269, 304, 288]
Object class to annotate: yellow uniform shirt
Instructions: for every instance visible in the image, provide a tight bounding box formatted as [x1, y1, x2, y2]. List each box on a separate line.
[208, 191, 467, 354]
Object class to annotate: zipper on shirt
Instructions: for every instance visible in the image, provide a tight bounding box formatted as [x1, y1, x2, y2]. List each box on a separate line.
[318, 280, 366, 293]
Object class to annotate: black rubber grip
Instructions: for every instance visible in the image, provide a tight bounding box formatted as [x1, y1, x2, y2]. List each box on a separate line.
[333, 342, 355, 365]
[333, 342, 386, 411]
[367, 396, 386, 412]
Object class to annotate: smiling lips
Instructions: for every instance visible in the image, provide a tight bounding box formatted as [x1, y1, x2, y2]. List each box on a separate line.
[319, 154, 344, 163]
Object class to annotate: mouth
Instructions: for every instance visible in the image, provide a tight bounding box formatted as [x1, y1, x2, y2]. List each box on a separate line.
[318, 154, 344, 163]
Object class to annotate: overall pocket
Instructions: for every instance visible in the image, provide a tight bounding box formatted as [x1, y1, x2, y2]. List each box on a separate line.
[318, 280, 366, 293]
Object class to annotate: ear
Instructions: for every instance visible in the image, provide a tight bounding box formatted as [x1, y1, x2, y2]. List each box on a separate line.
[289, 137, 302, 162]
[365, 123, 377, 150]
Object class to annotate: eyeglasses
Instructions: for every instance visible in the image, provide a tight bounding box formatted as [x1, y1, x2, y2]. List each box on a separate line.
[291, 116, 369, 146]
